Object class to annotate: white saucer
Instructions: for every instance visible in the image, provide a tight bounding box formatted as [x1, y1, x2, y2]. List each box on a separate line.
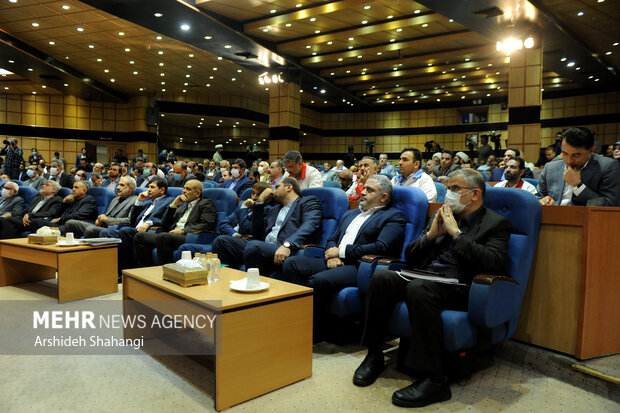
[229, 278, 270, 293]
[56, 240, 80, 247]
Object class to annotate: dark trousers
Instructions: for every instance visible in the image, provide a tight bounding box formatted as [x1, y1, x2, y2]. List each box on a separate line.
[361, 269, 469, 375]
[282, 256, 358, 339]
[133, 231, 187, 267]
[212, 235, 282, 276]
[100, 226, 139, 273]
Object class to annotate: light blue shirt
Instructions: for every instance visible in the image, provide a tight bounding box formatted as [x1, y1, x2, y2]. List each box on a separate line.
[264, 198, 298, 245]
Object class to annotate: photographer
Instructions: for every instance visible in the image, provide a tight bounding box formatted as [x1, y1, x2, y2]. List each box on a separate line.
[1, 138, 23, 180]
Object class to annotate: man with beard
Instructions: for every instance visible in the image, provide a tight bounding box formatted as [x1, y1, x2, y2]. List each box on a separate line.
[494, 157, 538, 196]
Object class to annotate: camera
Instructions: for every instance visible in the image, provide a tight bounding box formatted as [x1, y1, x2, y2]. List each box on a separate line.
[364, 139, 375, 155]
[489, 133, 502, 151]
[3, 140, 9, 146]
[424, 140, 434, 152]
[465, 137, 475, 152]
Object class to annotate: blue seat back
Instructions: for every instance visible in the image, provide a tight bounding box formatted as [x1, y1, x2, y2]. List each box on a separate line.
[202, 180, 216, 189]
[87, 187, 115, 215]
[133, 187, 147, 196]
[18, 186, 38, 208]
[58, 187, 72, 198]
[166, 187, 183, 199]
[323, 180, 341, 189]
[239, 187, 253, 202]
[391, 186, 429, 260]
[301, 187, 349, 247]
[202, 188, 238, 216]
[14, 180, 23, 186]
[522, 178, 538, 188]
[434, 182, 447, 203]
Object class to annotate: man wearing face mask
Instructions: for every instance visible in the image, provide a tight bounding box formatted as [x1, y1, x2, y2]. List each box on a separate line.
[258, 161, 270, 182]
[74, 170, 88, 183]
[221, 158, 252, 196]
[25, 165, 46, 192]
[353, 168, 512, 408]
[28, 148, 43, 166]
[133, 179, 216, 266]
[167, 161, 195, 188]
[0, 182, 26, 225]
[45, 159, 75, 189]
[64, 176, 137, 238]
[139, 162, 160, 188]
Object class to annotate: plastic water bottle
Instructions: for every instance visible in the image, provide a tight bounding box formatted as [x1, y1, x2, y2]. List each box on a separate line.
[205, 253, 214, 283]
[212, 253, 221, 282]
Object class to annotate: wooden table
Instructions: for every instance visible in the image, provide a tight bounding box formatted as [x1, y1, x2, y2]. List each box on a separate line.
[0, 238, 118, 303]
[122, 266, 313, 411]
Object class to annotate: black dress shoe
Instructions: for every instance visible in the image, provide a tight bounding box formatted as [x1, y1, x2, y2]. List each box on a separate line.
[392, 378, 451, 407]
[352, 353, 385, 387]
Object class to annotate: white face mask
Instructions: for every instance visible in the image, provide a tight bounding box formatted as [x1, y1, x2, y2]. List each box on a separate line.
[258, 166, 264, 174]
[231, 168, 240, 179]
[1, 188, 11, 198]
[444, 189, 472, 214]
[220, 167, 227, 173]
[49, 167, 58, 176]
[75, 174, 82, 181]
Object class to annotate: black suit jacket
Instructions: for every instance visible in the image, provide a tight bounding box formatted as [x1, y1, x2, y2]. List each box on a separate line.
[405, 206, 512, 286]
[58, 195, 98, 224]
[160, 198, 216, 234]
[26, 196, 62, 220]
[0, 196, 25, 218]
[45, 172, 75, 189]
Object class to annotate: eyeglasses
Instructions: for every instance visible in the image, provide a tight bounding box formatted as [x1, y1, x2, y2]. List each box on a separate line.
[447, 185, 476, 192]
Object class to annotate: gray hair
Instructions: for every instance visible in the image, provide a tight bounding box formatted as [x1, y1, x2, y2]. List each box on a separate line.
[280, 177, 301, 196]
[51, 159, 64, 169]
[47, 180, 61, 192]
[448, 168, 486, 197]
[282, 150, 303, 164]
[367, 174, 393, 202]
[4, 181, 18, 193]
[361, 156, 378, 168]
[76, 180, 90, 190]
[121, 176, 137, 189]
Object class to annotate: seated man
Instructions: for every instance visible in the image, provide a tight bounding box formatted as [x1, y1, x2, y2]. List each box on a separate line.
[495, 157, 539, 196]
[346, 156, 378, 199]
[338, 168, 353, 193]
[133, 179, 216, 266]
[379, 153, 396, 176]
[167, 161, 196, 188]
[491, 148, 533, 181]
[392, 148, 437, 202]
[221, 159, 252, 196]
[0, 181, 26, 235]
[102, 163, 121, 192]
[268, 160, 286, 188]
[1, 180, 62, 238]
[282, 175, 406, 340]
[65, 176, 137, 238]
[431, 150, 461, 182]
[282, 150, 322, 189]
[45, 159, 75, 189]
[100, 177, 171, 277]
[353, 168, 512, 407]
[212, 177, 322, 277]
[24, 165, 46, 192]
[322, 163, 339, 182]
[539, 127, 620, 206]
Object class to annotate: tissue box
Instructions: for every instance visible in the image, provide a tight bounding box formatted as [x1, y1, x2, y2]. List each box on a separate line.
[28, 234, 59, 245]
[162, 263, 209, 287]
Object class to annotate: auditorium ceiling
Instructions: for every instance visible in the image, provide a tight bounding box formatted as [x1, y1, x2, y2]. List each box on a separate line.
[0, 0, 618, 111]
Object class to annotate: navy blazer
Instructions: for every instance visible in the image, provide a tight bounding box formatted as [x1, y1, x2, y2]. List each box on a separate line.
[221, 175, 252, 197]
[326, 207, 406, 265]
[129, 195, 172, 227]
[251, 196, 322, 251]
[538, 154, 620, 206]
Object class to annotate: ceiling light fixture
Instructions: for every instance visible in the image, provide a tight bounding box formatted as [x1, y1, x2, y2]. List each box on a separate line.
[154, 12, 163, 17]
[180, 24, 190, 31]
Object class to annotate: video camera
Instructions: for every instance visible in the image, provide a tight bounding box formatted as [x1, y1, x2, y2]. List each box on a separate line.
[424, 140, 434, 152]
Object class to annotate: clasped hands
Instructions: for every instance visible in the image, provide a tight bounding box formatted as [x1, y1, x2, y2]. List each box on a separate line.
[427, 204, 460, 241]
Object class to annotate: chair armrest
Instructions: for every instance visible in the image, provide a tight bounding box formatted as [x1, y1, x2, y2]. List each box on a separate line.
[468, 274, 522, 329]
[357, 255, 404, 292]
[185, 231, 218, 245]
[298, 244, 325, 258]
[299, 243, 324, 250]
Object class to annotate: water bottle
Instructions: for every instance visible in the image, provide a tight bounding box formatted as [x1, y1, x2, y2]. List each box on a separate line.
[205, 253, 214, 284]
[212, 253, 221, 282]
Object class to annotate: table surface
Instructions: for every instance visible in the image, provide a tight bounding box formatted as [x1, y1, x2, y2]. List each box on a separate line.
[123, 266, 313, 312]
[0, 237, 116, 252]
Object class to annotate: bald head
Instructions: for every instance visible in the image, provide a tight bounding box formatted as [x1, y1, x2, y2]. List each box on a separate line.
[3, 182, 18, 195]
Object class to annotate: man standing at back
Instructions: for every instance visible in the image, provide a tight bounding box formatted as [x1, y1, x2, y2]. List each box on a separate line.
[539, 127, 620, 206]
[392, 148, 437, 202]
[282, 150, 322, 189]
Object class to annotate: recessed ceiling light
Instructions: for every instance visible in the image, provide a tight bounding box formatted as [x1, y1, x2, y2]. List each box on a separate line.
[162, 88, 166, 92]
[104, 69, 109, 73]
[190, 54, 195, 58]
[377, 52, 382, 55]
[156, 36, 162, 40]
[364, 5, 371, 9]
[64, 83, 68, 87]
[285, 23, 292, 27]
[270, 9, 276, 13]
[204, 36, 212, 40]
[88, 44, 94, 48]
[41, 85, 46, 89]
[346, 70, 350, 73]
[27, 68, 33, 71]
[422, 23, 428, 27]
[348, 45, 353, 49]
[124, 48, 130, 52]
[139, 87, 144, 91]
[110, 78, 115, 82]
[32, 22, 39, 27]
[357, 55, 362, 58]
[160, 73, 165, 76]
[310, 17, 316, 22]
[296, 3, 302, 7]
[567, 61, 575, 67]
[62, 5, 70, 10]
[390, 38, 395, 42]
[262, 28, 269, 32]
[8, 60, 14, 63]
[449, 19, 454, 22]
[613, 42, 619, 46]
[362, 20, 368, 24]
[224, 44, 232, 48]
[159, 63, 164, 66]
[180, 24, 190, 31]
[154, 12, 163, 17]
[327, 41, 333, 45]
[315, 30, 320, 33]
[577, 11, 584, 16]
[387, 15, 393, 19]
[48, 41, 55, 45]
[158, 50, 163, 55]
[96, 58, 102, 62]
[338, 58, 343, 61]
[312, 52, 317, 55]
[129, 60, 134, 64]
[186, 74, 190, 78]
[605, 51, 612, 55]
[118, 31, 125, 36]
[133, 71, 138, 75]
[396, 28, 402, 32]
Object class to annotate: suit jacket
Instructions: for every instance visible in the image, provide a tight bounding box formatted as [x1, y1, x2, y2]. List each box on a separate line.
[0, 195, 25, 218]
[58, 195, 98, 224]
[26, 176, 46, 192]
[45, 172, 75, 189]
[101, 178, 119, 192]
[18, 171, 29, 181]
[221, 175, 252, 196]
[491, 166, 533, 181]
[326, 207, 406, 265]
[432, 163, 461, 178]
[167, 173, 196, 188]
[160, 198, 217, 234]
[251, 196, 322, 251]
[405, 206, 513, 286]
[103, 194, 137, 224]
[27, 195, 63, 220]
[129, 195, 172, 227]
[538, 154, 620, 206]
[219, 204, 273, 236]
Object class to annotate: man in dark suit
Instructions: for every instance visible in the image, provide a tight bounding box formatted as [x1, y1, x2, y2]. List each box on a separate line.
[65, 176, 137, 238]
[1, 180, 63, 238]
[221, 158, 252, 196]
[0, 181, 26, 236]
[133, 179, 216, 266]
[212, 177, 322, 277]
[45, 159, 75, 189]
[167, 161, 196, 188]
[353, 168, 512, 408]
[27, 180, 98, 233]
[282, 175, 406, 339]
[102, 163, 122, 192]
[100, 177, 171, 277]
[490, 147, 534, 181]
[539, 127, 620, 206]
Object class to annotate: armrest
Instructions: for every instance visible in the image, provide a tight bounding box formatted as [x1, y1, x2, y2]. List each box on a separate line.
[468, 274, 522, 329]
[185, 231, 218, 245]
[299, 244, 324, 250]
[357, 254, 403, 293]
[297, 244, 325, 258]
